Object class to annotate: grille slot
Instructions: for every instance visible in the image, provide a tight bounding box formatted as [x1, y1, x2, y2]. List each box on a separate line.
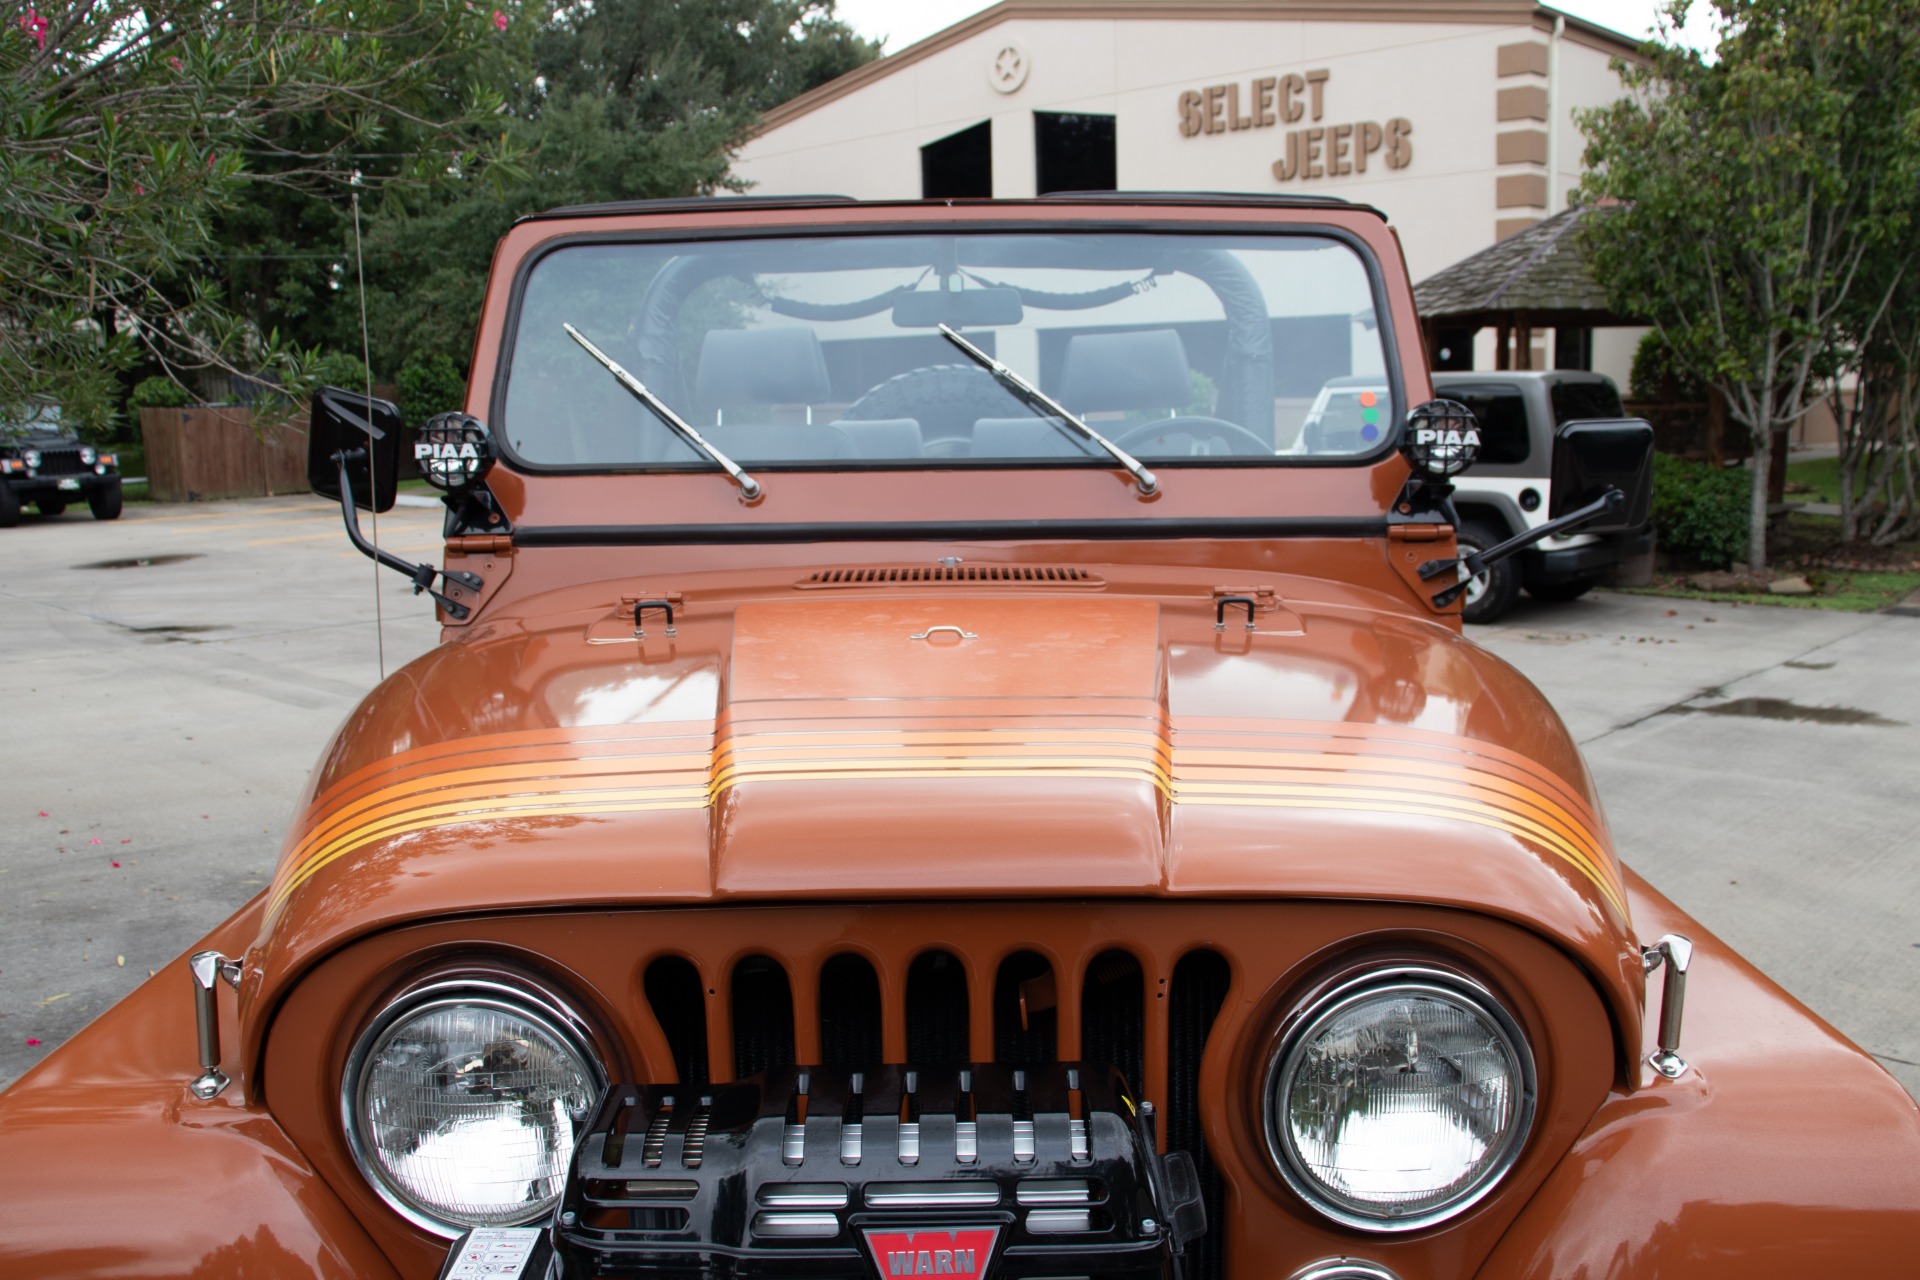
[796, 565, 1105, 588]
[906, 950, 970, 1065]
[1168, 950, 1231, 1280]
[644, 957, 709, 1086]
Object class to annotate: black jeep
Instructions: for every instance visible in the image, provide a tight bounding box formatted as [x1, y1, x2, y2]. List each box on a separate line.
[0, 402, 123, 527]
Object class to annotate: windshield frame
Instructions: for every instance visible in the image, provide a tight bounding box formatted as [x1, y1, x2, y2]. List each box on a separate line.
[486, 217, 1406, 477]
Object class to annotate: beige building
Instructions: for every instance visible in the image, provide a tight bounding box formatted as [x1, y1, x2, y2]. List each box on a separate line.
[735, 0, 1647, 378]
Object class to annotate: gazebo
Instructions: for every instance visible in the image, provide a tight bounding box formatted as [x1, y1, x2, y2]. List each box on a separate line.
[1413, 205, 1633, 372]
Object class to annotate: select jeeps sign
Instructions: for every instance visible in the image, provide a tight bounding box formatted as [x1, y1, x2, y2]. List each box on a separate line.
[1175, 68, 1412, 184]
[863, 1227, 1001, 1280]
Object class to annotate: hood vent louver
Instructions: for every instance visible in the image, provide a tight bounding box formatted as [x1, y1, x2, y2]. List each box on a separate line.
[797, 566, 1105, 589]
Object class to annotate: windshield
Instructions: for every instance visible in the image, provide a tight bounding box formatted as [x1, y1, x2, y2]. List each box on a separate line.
[500, 231, 1393, 470]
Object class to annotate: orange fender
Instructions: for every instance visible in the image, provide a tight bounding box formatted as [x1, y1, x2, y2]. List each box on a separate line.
[1478, 868, 1920, 1278]
[0, 899, 397, 1280]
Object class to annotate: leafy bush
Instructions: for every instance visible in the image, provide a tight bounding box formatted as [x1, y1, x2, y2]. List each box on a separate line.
[306, 350, 370, 393]
[396, 352, 466, 430]
[1651, 453, 1748, 567]
[1628, 331, 1707, 403]
[127, 375, 191, 411]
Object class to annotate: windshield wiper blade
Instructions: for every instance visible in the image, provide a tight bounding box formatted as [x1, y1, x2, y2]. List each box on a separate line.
[563, 323, 762, 500]
[938, 323, 1157, 496]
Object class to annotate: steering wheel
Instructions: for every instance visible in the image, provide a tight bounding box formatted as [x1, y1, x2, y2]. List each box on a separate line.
[1108, 416, 1276, 458]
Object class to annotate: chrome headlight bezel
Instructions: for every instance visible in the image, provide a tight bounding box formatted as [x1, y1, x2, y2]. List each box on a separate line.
[340, 974, 606, 1238]
[1261, 963, 1537, 1233]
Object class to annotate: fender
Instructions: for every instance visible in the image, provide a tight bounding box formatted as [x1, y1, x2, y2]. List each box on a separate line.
[1478, 867, 1920, 1278]
[0, 897, 396, 1280]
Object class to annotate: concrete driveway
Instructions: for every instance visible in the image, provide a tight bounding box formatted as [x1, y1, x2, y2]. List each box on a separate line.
[1, 499, 1915, 1101]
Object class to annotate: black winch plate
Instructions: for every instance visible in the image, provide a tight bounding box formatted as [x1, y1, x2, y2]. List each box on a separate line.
[553, 1062, 1202, 1280]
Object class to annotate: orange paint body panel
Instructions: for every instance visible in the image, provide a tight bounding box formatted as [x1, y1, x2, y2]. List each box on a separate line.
[4, 196, 1913, 1277]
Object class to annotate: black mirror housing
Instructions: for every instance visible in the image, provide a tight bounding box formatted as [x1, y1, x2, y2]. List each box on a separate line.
[308, 386, 402, 513]
[1552, 418, 1653, 531]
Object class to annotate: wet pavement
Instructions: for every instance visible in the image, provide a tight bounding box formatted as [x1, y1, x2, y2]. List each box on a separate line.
[1, 500, 1915, 1101]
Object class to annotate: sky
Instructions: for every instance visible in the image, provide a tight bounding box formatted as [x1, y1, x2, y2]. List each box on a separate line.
[832, 0, 1722, 55]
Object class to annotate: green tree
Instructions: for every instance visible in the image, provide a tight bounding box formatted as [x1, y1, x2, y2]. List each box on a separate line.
[347, 0, 878, 376]
[1576, 0, 1920, 569]
[0, 0, 512, 430]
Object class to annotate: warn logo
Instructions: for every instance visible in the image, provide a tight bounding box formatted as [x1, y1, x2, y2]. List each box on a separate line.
[863, 1227, 1001, 1280]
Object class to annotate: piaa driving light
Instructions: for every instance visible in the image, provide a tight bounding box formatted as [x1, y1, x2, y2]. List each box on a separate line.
[343, 981, 601, 1235]
[1399, 399, 1481, 477]
[1264, 967, 1535, 1231]
[415, 412, 495, 490]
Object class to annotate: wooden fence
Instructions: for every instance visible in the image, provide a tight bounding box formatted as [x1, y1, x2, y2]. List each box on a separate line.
[138, 406, 310, 503]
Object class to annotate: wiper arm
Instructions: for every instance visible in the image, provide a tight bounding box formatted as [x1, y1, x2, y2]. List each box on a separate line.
[939, 323, 1157, 495]
[563, 323, 762, 500]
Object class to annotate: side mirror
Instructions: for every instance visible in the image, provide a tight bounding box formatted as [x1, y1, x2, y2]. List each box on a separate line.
[1552, 418, 1653, 531]
[308, 385, 402, 513]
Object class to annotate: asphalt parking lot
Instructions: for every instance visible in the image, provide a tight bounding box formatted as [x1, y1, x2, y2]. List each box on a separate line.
[2, 496, 1916, 1101]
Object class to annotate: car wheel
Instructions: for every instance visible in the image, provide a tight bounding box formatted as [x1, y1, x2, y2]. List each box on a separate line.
[1527, 577, 1595, 604]
[1454, 522, 1521, 624]
[88, 480, 124, 521]
[36, 497, 67, 517]
[0, 481, 18, 528]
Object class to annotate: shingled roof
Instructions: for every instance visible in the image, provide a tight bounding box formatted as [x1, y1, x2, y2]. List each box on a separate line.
[1415, 205, 1633, 327]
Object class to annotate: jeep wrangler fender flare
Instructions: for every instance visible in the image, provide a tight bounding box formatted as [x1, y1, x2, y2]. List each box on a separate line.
[1477, 868, 1920, 1278]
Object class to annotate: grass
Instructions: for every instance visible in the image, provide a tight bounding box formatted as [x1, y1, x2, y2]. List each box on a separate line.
[1623, 512, 1920, 611]
[1623, 569, 1920, 611]
[1784, 453, 1846, 503]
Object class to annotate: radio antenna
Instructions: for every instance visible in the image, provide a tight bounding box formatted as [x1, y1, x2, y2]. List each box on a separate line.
[351, 189, 387, 679]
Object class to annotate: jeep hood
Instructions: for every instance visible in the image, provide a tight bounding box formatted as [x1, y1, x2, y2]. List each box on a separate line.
[250, 579, 1639, 1007]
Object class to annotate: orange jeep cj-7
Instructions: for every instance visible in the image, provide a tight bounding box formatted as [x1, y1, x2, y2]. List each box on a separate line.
[2, 194, 1915, 1280]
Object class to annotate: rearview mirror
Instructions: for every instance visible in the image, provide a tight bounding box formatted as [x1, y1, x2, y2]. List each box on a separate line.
[892, 287, 1024, 329]
[1551, 418, 1653, 531]
[308, 385, 402, 513]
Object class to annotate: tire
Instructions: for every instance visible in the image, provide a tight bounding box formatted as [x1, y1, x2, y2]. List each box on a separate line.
[841, 363, 1018, 452]
[88, 480, 124, 521]
[1527, 577, 1595, 604]
[0, 481, 18, 528]
[1454, 521, 1521, 624]
[36, 497, 67, 516]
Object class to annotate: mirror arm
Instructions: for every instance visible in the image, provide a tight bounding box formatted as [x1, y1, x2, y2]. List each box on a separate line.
[1422, 487, 1626, 608]
[332, 448, 481, 620]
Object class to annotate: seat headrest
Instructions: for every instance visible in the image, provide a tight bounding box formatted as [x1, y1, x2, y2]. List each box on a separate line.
[1058, 329, 1191, 414]
[694, 329, 832, 412]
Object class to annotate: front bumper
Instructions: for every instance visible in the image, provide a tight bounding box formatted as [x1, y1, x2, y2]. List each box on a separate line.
[1527, 526, 1655, 585]
[6, 471, 119, 497]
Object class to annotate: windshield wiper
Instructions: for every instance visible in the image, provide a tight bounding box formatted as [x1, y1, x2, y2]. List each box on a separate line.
[562, 323, 762, 500]
[938, 323, 1158, 496]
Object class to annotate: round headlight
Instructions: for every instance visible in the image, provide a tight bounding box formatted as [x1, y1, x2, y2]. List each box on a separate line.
[79, 445, 97, 464]
[1264, 967, 1535, 1231]
[22, 448, 40, 471]
[343, 980, 602, 1236]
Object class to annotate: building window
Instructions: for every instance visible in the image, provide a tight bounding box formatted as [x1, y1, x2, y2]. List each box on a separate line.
[1034, 111, 1116, 194]
[921, 121, 992, 198]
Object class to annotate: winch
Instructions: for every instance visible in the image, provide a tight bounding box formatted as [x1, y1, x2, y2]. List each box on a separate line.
[551, 1063, 1206, 1280]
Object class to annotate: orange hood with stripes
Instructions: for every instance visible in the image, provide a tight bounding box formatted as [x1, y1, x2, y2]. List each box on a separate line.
[248, 577, 1641, 1020]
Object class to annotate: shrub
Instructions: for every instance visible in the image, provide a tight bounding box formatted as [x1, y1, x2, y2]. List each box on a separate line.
[1629, 331, 1707, 403]
[1651, 453, 1748, 567]
[127, 375, 190, 411]
[396, 352, 466, 430]
[307, 350, 370, 393]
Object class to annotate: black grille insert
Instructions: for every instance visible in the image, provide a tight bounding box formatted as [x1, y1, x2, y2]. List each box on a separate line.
[731, 956, 796, 1079]
[644, 956, 709, 1086]
[906, 950, 970, 1065]
[1167, 950, 1230, 1280]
